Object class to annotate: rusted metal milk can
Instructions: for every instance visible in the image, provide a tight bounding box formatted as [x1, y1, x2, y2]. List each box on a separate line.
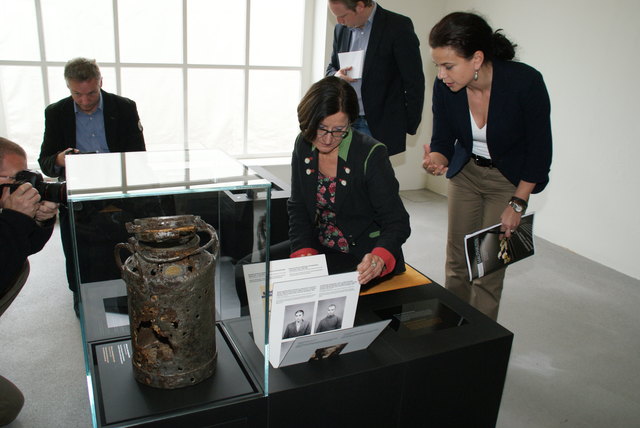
[115, 215, 219, 389]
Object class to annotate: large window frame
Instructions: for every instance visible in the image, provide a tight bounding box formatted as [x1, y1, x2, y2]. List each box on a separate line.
[0, 0, 327, 166]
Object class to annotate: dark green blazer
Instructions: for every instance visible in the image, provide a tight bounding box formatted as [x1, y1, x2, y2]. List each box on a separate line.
[288, 130, 410, 274]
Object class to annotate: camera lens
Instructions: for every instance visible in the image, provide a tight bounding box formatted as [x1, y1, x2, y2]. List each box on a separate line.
[39, 181, 67, 204]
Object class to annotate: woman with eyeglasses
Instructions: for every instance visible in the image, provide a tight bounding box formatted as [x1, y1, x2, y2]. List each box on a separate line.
[288, 76, 410, 286]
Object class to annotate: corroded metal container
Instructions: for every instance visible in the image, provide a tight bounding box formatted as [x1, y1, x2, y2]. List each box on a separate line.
[115, 215, 218, 389]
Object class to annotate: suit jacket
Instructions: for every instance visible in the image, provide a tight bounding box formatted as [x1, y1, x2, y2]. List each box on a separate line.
[326, 5, 425, 155]
[0, 209, 54, 293]
[38, 90, 146, 178]
[287, 130, 410, 274]
[283, 320, 311, 339]
[316, 315, 342, 332]
[430, 60, 552, 193]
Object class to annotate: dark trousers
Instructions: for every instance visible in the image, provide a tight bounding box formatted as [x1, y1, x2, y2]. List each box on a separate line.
[59, 204, 78, 293]
[0, 375, 24, 425]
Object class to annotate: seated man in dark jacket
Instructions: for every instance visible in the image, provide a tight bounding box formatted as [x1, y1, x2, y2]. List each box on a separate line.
[38, 57, 145, 315]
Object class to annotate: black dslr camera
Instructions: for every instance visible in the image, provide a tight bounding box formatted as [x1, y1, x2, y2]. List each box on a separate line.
[1, 170, 67, 204]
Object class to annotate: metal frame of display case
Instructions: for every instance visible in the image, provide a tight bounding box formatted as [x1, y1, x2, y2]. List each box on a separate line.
[66, 150, 513, 428]
[66, 149, 275, 427]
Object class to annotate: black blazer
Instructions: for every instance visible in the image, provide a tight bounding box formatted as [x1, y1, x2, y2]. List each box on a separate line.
[288, 131, 410, 273]
[326, 5, 425, 156]
[38, 90, 146, 178]
[0, 209, 54, 292]
[430, 60, 552, 193]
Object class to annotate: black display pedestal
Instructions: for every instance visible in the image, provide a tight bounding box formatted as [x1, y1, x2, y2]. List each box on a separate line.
[81, 281, 512, 428]
[80, 280, 267, 428]
[224, 283, 513, 428]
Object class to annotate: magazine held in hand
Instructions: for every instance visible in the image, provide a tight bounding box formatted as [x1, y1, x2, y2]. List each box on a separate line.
[464, 213, 535, 280]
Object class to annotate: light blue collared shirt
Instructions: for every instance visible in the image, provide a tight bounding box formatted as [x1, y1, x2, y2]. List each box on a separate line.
[74, 92, 109, 153]
[348, 2, 377, 115]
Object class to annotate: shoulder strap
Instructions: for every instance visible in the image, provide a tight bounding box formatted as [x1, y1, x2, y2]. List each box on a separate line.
[364, 143, 385, 174]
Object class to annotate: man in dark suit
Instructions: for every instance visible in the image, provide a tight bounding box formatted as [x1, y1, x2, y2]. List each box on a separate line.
[38, 57, 145, 316]
[283, 309, 312, 339]
[326, 0, 425, 155]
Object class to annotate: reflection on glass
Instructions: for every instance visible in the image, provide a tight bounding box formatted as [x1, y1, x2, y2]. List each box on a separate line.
[187, 0, 246, 65]
[118, 0, 182, 63]
[40, 0, 115, 61]
[249, 0, 305, 67]
[248, 70, 300, 154]
[375, 299, 467, 338]
[188, 69, 245, 153]
[0, 66, 45, 160]
[121, 67, 184, 151]
[0, 0, 40, 60]
[65, 150, 268, 198]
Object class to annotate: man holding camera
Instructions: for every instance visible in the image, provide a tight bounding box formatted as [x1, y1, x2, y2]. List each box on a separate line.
[38, 58, 145, 315]
[1, 137, 58, 426]
[0, 137, 58, 290]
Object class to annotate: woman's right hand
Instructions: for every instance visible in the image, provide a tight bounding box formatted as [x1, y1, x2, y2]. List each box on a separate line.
[422, 144, 448, 176]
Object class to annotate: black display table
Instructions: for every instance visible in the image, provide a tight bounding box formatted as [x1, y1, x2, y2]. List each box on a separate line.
[81, 281, 512, 427]
[224, 283, 513, 428]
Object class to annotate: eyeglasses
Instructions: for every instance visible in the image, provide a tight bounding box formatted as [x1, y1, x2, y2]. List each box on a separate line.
[317, 126, 350, 140]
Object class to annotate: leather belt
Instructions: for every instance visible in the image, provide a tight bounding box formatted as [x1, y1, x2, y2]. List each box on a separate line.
[470, 153, 495, 168]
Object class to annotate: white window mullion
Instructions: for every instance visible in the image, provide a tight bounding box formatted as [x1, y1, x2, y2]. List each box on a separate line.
[243, 0, 252, 155]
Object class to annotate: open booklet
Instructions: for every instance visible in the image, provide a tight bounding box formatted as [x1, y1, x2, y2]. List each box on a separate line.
[242, 254, 329, 352]
[242, 255, 389, 368]
[464, 212, 535, 280]
[278, 319, 390, 368]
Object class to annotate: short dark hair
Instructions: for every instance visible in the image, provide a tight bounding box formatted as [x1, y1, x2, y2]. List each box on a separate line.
[64, 57, 102, 83]
[0, 137, 27, 165]
[429, 12, 516, 62]
[297, 76, 359, 142]
[295, 310, 304, 316]
[329, 0, 373, 11]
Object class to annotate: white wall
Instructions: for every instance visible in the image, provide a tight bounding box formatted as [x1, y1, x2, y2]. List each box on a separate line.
[332, 0, 640, 279]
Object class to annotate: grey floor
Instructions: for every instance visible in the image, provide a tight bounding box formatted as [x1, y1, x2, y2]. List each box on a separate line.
[1, 189, 639, 427]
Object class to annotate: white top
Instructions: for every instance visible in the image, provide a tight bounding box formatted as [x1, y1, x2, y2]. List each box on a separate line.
[470, 109, 490, 159]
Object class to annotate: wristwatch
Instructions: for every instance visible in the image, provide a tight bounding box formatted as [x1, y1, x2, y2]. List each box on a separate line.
[508, 196, 528, 214]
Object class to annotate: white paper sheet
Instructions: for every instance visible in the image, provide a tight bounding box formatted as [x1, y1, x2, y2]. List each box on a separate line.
[269, 271, 361, 367]
[242, 255, 329, 352]
[279, 320, 390, 368]
[338, 50, 365, 79]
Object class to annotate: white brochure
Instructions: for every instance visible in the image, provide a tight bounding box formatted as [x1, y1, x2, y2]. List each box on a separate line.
[269, 271, 361, 368]
[279, 319, 391, 368]
[243, 254, 329, 352]
[338, 50, 365, 79]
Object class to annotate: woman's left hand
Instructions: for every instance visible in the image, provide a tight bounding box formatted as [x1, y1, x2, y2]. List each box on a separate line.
[357, 253, 384, 285]
[500, 205, 522, 239]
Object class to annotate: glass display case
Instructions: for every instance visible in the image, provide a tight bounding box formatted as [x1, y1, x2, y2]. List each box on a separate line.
[65, 149, 281, 427]
[63, 150, 512, 428]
